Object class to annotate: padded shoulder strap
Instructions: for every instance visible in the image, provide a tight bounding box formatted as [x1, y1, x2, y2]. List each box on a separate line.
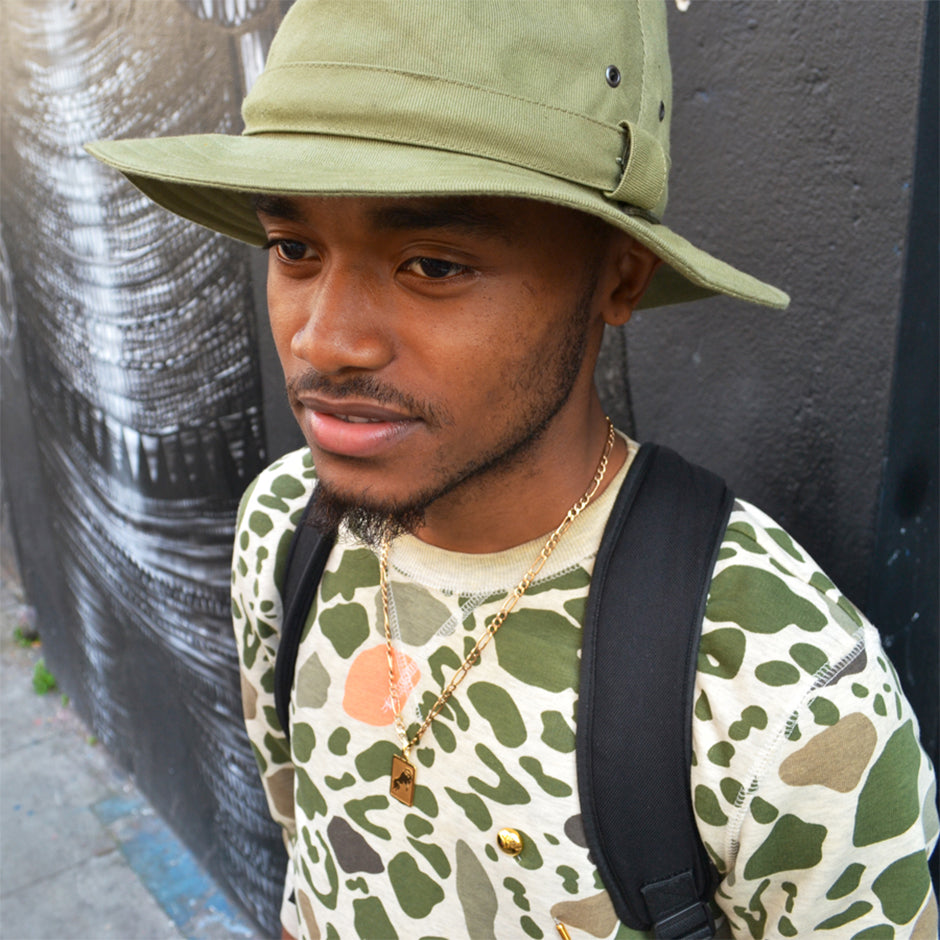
[577, 443, 733, 938]
[274, 493, 336, 743]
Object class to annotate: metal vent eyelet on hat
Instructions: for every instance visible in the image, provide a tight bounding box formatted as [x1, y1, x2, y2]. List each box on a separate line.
[605, 65, 621, 88]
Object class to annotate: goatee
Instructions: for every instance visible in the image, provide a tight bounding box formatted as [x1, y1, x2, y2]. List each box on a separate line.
[306, 481, 427, 548]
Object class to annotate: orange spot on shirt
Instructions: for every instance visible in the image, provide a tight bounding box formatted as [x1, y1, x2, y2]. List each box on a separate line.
[343, 644, 420, 726]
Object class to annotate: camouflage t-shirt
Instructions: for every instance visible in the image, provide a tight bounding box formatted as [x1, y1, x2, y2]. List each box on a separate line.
[232, 442, 939, 940]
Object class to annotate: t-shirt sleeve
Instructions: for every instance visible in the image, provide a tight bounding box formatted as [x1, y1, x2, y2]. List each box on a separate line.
[231, 447, 317, 937]
[691, 501, 938, 938]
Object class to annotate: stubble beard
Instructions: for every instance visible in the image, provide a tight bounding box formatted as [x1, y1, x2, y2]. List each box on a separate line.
[305, 277, 597, 548]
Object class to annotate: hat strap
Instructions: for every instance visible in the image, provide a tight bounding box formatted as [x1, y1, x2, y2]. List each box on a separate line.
[605, 121, 669, 213]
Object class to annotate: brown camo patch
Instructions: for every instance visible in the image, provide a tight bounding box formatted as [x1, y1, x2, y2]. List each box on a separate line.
[911, 894, 938, 940]
[551, 890, 619, 938]
[779, 712, 877, 793]
[268, 765, 296, 819]
[297, 888, 321, 940]
[240, 671, 257, 720]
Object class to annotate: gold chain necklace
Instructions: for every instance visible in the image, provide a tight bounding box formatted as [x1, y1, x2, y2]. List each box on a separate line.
[381, 418, 616, 806]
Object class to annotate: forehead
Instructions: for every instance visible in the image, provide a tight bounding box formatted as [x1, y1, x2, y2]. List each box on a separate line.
[253, 193, 600, 244]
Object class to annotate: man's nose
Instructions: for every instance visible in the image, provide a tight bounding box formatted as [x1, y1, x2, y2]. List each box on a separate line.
[287, 264, 393, 376]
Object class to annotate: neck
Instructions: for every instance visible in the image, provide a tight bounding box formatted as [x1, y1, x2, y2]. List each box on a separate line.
[412, 396, 624, 554]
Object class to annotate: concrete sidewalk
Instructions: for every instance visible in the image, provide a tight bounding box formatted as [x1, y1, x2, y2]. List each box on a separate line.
[0, 543, 264, 940]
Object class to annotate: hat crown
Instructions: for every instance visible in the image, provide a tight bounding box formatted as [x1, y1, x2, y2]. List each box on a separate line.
[243, 0, 673, 216]
[85, 0, 789, 309]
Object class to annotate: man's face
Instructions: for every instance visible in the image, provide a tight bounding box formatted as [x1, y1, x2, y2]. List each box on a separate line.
[256, 195, 613, 541]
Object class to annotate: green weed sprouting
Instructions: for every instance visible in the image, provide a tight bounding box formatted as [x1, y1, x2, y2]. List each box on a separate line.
[32, 659, 57, 695]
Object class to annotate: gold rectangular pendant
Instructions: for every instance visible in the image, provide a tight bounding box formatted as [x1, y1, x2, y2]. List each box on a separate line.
[389, 754, 416, 806]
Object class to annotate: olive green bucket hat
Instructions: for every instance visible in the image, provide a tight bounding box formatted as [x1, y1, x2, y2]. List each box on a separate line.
[86, 0, 788, 310]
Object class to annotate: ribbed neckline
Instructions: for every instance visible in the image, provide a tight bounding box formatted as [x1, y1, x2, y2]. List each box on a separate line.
[376, 433, 637, 594]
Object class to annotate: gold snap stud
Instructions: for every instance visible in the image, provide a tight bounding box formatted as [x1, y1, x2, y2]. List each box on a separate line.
[496, 827, 523, 856]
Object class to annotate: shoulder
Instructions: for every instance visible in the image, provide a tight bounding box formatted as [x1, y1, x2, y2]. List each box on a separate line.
[232, 447, 316, 656]
[236, 445, 317, 535]
[692, 499, 877, 864]
[703, 498, 867, 676]
[235, 446, 317, 585]
[691, 501, 938, 914]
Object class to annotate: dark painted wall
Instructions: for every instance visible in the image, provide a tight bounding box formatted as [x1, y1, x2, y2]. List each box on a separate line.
[866, 1, 939, 889]
[631, 2, 924, 606]
[1, 0, 935, 930]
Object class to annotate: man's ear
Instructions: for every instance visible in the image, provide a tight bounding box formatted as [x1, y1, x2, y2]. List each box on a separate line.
[602, 236, 662, 326]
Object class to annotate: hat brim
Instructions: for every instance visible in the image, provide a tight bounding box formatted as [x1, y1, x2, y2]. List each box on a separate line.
[85, 133, 789, 311]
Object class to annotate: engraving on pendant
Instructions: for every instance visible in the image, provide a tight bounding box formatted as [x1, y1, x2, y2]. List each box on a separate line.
[390, 754, 416, 806]
[496, 827, 523, 856]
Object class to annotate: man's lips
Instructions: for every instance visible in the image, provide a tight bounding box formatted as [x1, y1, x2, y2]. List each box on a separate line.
[298, 395, 415, 423]
[296, 395, 421, 458]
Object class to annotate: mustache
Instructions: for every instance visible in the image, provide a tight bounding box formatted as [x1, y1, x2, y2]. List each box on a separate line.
[286, 371, 452, 429]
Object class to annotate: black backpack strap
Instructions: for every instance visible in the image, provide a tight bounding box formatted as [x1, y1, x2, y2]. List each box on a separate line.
[273, 493, 336, 744]
[577, 443, 733, 938]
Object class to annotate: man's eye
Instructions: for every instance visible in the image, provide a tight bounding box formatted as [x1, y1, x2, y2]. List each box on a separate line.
[266, 239, 311, 262]
[402, 257, 467, 279]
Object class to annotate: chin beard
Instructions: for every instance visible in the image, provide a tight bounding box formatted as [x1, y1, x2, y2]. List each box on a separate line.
[306, 480, 428, 548]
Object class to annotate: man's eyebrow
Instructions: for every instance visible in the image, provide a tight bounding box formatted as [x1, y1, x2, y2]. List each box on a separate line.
[251, 193, 303, 221]
[251, 194, 514, 242]
[368, 201, 511, 241]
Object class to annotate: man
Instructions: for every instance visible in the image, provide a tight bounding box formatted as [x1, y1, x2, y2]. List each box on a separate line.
[88, 2, 938, 937]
